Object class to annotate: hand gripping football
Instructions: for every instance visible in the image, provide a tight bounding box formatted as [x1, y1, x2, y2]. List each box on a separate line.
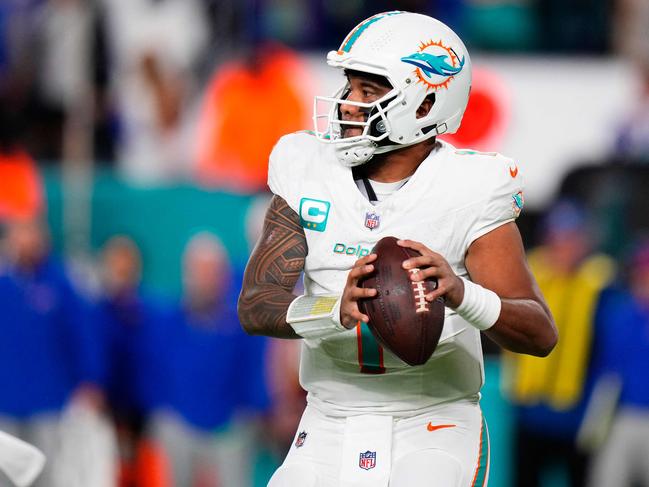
[359, 236, 445, 366]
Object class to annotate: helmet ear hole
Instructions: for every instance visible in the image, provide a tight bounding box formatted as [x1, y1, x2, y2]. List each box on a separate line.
[418, 93, 438, 135]
[417, 93, 436, 118]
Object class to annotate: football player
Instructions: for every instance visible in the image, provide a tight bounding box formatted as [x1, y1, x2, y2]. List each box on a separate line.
[238, 11, 557, 487]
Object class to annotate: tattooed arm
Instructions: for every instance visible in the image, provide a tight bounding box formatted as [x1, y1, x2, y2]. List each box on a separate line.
[238, 195, 306, 338]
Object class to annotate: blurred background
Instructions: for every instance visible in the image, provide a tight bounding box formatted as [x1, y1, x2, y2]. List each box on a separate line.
[1, 0, 649, 486]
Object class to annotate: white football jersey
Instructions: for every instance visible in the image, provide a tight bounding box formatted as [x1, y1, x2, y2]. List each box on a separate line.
[268, 132, 524, 417]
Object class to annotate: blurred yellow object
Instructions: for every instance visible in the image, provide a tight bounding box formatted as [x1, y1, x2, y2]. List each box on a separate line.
[505, 249, 615, 410]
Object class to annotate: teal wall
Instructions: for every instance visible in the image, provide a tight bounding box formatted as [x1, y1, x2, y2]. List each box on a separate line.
[43, 168, 257, 297]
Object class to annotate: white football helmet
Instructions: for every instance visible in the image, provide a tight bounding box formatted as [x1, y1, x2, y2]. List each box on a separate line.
[313, 11, 472, 167]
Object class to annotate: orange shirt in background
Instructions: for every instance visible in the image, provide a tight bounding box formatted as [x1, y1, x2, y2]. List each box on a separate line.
[195, 45, 311, 193]
[0, 150, 45, 221]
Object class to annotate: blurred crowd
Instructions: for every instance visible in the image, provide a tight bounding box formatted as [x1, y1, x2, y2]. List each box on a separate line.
[4, 169, 649, 487]
[0, 0, 644, 189]
[0, 212, 307, 487]
[1, 0, 649, 487]
[502, 197, 649, 487]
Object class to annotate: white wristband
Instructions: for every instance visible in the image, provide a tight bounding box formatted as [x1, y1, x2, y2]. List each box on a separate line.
[455, 277, 501, 331]
[286, 295, 347, 339]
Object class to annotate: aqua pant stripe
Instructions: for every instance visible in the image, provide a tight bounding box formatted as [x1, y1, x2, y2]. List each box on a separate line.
[357, 322, 385, 374]
[471, 415, 490, 487]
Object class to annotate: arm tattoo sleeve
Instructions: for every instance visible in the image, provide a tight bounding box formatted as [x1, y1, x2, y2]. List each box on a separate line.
[238, 195, 306, 338]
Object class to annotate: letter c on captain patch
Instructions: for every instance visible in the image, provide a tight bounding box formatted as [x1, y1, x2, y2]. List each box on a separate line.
[300, 197, 331, 232]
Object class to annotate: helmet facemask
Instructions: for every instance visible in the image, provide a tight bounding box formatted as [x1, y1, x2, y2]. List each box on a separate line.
[313, 81, 406, 167]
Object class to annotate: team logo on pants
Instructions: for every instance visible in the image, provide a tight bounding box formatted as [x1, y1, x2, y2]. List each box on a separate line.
[359, 451, 376, 470]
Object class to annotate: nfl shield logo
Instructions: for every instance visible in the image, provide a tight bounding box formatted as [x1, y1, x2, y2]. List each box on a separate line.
[295, 431, 307, 448]
[359, 451, 376, 470]
[365, 212, 380, 230]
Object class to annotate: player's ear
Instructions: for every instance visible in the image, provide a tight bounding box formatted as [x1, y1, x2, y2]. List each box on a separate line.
[416, 94, 436, 119]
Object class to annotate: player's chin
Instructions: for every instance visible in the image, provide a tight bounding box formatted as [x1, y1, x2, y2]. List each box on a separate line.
[341, 127, 363, 139]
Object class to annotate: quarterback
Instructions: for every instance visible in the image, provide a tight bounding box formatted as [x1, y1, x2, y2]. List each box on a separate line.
[238, 11, 557, 487]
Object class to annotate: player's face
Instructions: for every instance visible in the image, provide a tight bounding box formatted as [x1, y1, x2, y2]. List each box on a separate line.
[340, 73, 391, 139]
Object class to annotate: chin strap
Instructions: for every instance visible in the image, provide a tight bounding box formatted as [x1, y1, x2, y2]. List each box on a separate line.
[334, 138, 424, 167]
[333, 123, 443, 167]
[335, 139, 377, 166]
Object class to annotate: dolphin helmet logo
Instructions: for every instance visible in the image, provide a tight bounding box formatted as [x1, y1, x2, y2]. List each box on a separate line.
[402, 52, 465, 77]
[401, 39, 465, 90]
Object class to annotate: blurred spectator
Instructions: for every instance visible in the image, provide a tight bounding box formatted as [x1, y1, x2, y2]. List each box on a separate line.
[37, 0, 93, 161]
[101, 0, 208, 183]
[264, 336, 305, 458]
[0, 0, 105, 161]
[36, 0, 115, 162]
[94, 235, 165, 487]
[503, 200, 616, 487]
[0, 0, 42, 107]
[613, 0, 649, 70]
[194, 43, 311, 193]
[38, 0, 92, 115]
[611, 0, 649, 163]
[586, 242, 649, 487]
[202, 0, 246, 66]
[0, 217, 104, 487]
[151, 232, 269, 487]
[613, 69, 649, 164]
[0, 105, 44, 223]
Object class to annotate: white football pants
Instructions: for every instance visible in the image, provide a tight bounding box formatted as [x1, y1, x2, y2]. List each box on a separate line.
[268, 400, 489, 487]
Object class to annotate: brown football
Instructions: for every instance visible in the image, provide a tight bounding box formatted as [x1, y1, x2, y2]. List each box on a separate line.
[358, 236, 445, 366]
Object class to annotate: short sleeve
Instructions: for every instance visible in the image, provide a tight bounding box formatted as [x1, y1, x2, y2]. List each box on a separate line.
[267, 137, 288, 200]
[267, 133, 311, 212]
[467, 157, 524, 245]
